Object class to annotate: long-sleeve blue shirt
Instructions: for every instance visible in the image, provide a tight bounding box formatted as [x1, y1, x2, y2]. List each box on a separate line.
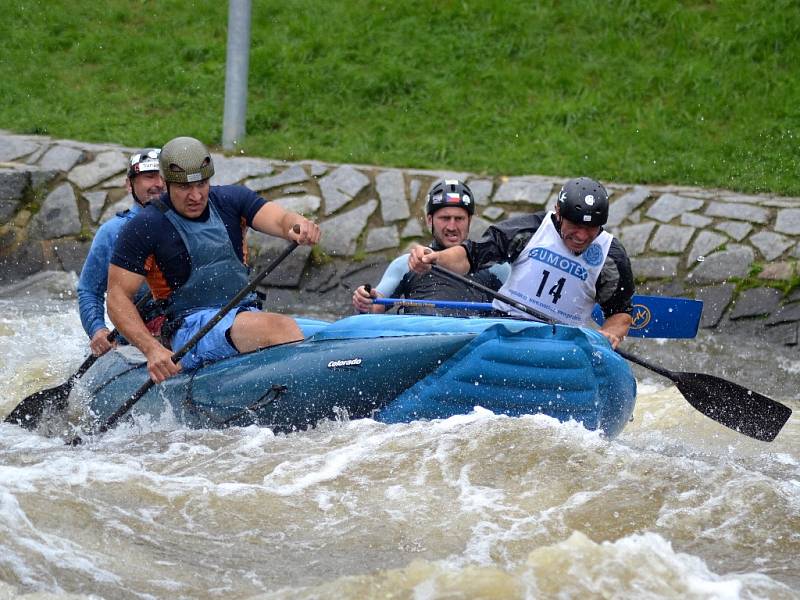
[77, 205, 141, 339]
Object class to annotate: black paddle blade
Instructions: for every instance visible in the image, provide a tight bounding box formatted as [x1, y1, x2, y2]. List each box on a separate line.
[4, 380, 73, 431]
[674, 372, 792, 442]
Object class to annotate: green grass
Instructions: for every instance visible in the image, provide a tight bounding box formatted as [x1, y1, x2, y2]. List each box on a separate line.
[2, 0, 799, 194]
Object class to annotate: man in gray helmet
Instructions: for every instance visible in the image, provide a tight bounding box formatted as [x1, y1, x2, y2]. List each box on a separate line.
[408, 177, 634, 348]
[107, 136, 321, 383]
[77, 148, 165, 356]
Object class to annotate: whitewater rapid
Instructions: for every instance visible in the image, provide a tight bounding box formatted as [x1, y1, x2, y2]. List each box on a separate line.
[0, 287, 798, 599]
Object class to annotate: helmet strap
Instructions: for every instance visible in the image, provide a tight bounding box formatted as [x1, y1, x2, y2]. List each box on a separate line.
[553, 207, 564, 234]
[127, 176, 144, 206]
[553, 210, 580, 253]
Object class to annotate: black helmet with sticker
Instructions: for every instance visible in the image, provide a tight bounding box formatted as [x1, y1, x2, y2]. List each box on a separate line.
[425, 179, 475, 216]
[557, 177, 609, 226]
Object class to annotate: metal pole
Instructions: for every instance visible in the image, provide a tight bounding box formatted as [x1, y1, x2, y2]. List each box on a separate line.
[222, 0, 252, 150]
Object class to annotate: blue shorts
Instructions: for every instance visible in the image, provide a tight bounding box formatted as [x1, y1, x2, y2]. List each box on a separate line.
[171, 306, 260, 371]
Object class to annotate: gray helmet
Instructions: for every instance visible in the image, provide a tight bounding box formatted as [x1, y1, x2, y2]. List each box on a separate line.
[425, 179, 475, 216]
[557, 177, 609, 226]
[159, 136, 214, 184]
[127, 148, 161, 179]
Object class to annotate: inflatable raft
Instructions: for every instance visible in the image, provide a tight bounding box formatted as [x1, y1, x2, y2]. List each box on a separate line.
[80, 314, 637, 437]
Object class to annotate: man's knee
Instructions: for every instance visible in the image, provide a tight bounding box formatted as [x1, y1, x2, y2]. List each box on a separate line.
[230, 311, 302, 352]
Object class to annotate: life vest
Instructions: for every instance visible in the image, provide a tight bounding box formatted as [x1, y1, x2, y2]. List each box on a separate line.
[397, 268, 502, 315]
[155, 198, 255, 322]
[495, 212, 612, 326]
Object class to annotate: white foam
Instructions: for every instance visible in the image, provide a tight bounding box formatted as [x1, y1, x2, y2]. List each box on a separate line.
[0, 489, 122, 589]
[262, 422, 394, 495]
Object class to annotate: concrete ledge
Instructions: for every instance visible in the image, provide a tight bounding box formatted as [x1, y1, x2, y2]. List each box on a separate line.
[1, 131, 798, 346]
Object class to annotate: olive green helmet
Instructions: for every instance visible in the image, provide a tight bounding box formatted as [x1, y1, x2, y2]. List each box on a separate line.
[159, 136, 215, 184]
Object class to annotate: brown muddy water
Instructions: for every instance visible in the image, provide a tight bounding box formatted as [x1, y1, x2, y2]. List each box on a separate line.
[0, 288, 798, 600]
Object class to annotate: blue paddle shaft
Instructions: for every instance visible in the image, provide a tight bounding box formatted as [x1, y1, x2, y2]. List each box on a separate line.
[373, 295, 703, 339]
[373, 298, 494, 311]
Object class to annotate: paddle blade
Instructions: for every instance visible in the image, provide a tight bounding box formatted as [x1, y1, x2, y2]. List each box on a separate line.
[674, 372, 792, 442]
[591, 295, 703, 338]
[4, 381, 73, 430]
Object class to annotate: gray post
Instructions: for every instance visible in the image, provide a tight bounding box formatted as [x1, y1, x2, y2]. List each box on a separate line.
[222, 0, 252, 151]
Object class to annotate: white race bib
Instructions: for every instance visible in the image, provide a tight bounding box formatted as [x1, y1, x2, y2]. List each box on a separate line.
[494, 213, 612, 326]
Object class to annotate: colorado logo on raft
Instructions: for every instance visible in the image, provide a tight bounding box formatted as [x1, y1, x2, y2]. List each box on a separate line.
[630, 304, 652, 330]
[327, 358, 363, 369]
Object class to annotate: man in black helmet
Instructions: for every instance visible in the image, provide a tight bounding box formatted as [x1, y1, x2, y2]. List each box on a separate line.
[107, 136, 321, 384]
[352, 178, 508, 315]
[77, 148, 165, 356]
[408, 177, 634, 348]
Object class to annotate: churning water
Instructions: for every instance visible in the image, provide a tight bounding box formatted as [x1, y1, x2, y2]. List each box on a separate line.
[0, 285, 798, 599]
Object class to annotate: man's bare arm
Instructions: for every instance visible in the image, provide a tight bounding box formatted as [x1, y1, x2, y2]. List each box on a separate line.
[107, 265, 180, 383]
[408, 243, 471, 275]
[251, 202, 320, 245]
[599, 312, 632, 350]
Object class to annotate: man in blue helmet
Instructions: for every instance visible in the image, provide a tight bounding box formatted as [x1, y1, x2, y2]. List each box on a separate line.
[408, 177, 634, 348]
[352, 178, 509, 315]
[77, 148, 165, 356]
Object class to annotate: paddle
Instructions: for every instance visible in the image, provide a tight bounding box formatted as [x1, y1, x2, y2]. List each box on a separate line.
[374, 297, 496, 312]
[5, 295, 151, 430]
[373, 296, 702, 339]
[429, 265, 556, 323]
[592, 294, 702, 339]
[429, 264, 792, 442]
[616, 349, 791, 442]
[69, 232, 301, 445]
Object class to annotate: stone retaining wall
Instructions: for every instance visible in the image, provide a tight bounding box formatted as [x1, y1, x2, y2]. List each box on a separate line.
[1, 131, 798, 347]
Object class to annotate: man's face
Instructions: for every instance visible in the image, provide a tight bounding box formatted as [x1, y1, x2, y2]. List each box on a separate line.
[128, 171, 165, 204]
[557, 207, 601, 254]
[169, 180, 210, 219]
[427, 207, 470, 248]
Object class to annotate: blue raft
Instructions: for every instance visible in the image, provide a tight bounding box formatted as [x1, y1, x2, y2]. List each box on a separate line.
[81, 314, 638, 438]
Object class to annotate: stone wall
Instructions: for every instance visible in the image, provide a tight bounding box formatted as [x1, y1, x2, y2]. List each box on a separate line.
[1, 131, 798, 347]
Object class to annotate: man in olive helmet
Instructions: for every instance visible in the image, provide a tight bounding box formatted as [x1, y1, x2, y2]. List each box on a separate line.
[408, 177, 634, 348]
[352, 178, 509, 315]
[107, 136, 320, 383]
[77, 148, 165, 356]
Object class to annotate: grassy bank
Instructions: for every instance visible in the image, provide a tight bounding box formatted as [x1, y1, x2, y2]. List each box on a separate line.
[1, 0, 799, 194]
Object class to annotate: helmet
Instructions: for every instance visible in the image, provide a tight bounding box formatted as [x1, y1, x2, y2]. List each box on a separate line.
[425, 179, 475, 216]
[556, 177, 609, 226]
[127, 148, 161, 179]
[159, 136, 215, 184]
